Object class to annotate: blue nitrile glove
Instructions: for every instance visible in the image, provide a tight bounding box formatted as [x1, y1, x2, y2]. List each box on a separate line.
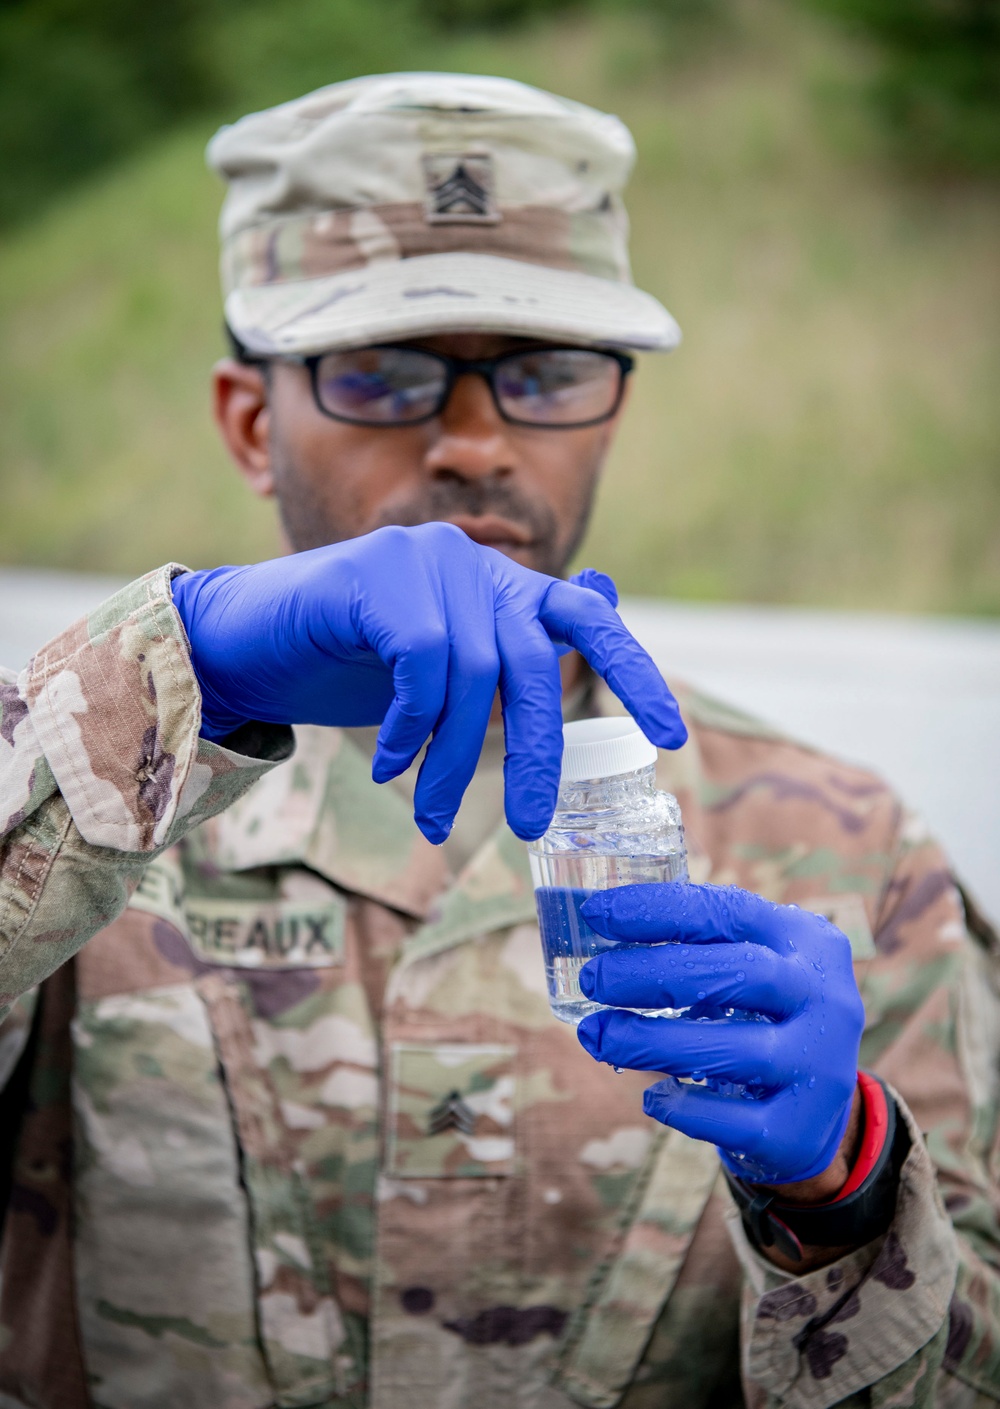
[575, 883, 865, 1186]
[171, 523, 685, 846]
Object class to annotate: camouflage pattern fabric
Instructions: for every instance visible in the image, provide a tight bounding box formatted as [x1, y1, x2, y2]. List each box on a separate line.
[212, 73, 634, 294]
[0, 569, 998, 1408]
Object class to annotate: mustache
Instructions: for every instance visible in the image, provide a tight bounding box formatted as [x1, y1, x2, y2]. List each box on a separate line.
[377, 480, 557, 546]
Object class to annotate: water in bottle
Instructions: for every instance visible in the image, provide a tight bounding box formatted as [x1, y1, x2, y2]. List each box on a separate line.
[528, 715, 688, 1024]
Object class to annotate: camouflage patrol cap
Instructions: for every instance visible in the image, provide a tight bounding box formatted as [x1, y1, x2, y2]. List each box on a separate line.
[207, 71, 681, 356]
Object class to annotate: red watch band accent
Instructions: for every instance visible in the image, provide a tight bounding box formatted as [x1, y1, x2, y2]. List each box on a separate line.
[725, 1073, 908, 1259]
[829, 1071, 889, 1204]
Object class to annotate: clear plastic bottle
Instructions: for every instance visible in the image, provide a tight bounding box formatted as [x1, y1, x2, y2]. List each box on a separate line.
[528, 716, 688, 1025]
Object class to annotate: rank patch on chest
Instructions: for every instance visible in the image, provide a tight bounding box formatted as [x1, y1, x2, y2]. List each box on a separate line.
[387, 1043, 517, 1178]
[422, 153, 500, 224]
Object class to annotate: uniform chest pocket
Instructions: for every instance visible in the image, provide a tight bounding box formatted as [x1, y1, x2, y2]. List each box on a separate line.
[385, 1043, 518, 1178]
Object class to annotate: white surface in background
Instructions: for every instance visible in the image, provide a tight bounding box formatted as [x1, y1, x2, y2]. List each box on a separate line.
[619, 598, 1000, 919]
[0, 569, 129, 672]
[1, 569, 997, 918]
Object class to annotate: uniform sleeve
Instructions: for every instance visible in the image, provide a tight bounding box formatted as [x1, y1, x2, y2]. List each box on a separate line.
[0, 565, 293, 1018]
[727, 814, 1000, 1408]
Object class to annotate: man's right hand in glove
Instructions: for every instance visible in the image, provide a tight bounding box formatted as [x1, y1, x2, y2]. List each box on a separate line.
[170, 521, 686, 845]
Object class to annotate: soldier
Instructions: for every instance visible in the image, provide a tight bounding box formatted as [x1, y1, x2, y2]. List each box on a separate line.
[0, 73, 997, 1409]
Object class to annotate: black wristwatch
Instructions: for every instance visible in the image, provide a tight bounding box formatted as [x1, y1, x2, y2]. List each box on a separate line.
[724, 1074, 911, 1263]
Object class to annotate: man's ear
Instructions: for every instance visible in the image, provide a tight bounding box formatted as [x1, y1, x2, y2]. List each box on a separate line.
[212, 358, 274, 498]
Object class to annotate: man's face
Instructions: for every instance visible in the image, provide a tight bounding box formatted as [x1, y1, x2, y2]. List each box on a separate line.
[213, 332, 626, 578]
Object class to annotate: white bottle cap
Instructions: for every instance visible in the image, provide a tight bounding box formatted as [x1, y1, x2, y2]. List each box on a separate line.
[560, 715, 658, 784]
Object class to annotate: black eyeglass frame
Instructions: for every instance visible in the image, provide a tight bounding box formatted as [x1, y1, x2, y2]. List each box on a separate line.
[282, 344, 635, 431]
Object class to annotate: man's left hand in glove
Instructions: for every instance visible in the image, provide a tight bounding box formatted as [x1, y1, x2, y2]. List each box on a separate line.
[575, 883, 872, 1262]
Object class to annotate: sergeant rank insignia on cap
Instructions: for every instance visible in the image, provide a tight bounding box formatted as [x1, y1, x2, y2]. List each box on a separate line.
[423, 153, 500, 224]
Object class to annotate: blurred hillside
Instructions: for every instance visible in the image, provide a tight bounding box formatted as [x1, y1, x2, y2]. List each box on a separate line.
[0, 0, 998, 610]
[3, 0, 996, 231]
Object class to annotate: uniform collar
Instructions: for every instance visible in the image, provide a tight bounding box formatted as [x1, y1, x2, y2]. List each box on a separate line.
[194, 684, 714, 946]
[191, 724, 449, 920]
[400, 682, 715, 967]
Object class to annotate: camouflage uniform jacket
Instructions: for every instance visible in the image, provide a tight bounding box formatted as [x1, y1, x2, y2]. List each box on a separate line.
[0, 566, 998, 1409]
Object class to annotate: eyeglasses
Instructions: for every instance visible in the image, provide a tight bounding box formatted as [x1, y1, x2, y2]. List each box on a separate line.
[292, 344, 634, 430]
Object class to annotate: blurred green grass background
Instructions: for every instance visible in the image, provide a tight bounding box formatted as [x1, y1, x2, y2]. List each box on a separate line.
[1, 0, 997, 611]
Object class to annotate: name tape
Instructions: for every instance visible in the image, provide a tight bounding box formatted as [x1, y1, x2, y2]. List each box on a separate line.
[130, 856, 346, 969]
